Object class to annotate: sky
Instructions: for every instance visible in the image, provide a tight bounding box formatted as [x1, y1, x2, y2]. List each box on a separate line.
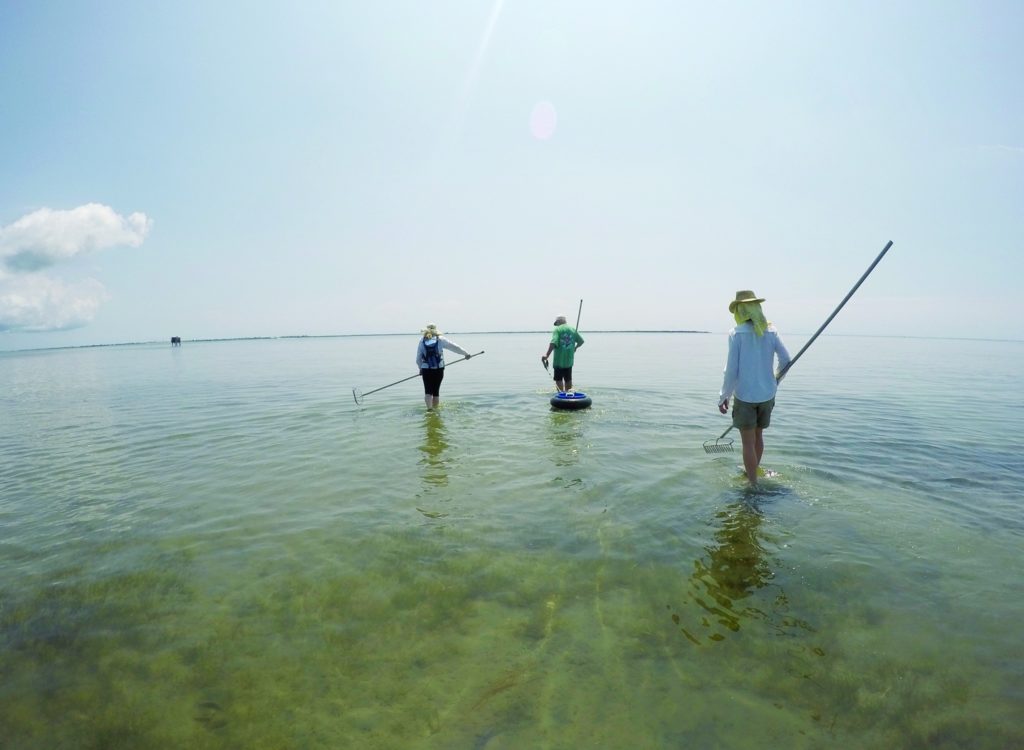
[0, 0, 1021, 351]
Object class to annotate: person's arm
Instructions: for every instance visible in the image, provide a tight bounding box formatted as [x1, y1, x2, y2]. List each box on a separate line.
[440, 337, 471, 359]
[542, 329, 558, 364]
[718, 331, 739, 412]
[574, 330, 584, 350]
[773, 332, 792, 382]
[415, 341, 426, 368]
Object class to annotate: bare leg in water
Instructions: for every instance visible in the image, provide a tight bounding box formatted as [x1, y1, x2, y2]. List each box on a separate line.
[739, 427, 765, 484]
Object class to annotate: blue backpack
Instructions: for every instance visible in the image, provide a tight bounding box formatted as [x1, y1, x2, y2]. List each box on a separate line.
[422, 337, 444, 368]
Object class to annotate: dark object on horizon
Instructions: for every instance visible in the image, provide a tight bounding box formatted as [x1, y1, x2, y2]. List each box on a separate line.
[171, 336, 182, 346]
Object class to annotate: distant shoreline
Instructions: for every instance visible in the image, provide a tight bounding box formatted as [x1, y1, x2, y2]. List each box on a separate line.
[0, 330, 712, 354]
[4, 330, 1024, 354]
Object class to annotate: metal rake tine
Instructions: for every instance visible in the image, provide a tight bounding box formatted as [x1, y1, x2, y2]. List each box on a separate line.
[703, 439, 734, 454]
[703, 425, 735, 454]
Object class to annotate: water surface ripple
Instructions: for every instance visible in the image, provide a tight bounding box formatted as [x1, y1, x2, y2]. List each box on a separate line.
[1, 334, 1022, 748]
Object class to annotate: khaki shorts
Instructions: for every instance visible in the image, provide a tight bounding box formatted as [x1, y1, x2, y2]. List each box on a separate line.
[732, 397, 775, 430]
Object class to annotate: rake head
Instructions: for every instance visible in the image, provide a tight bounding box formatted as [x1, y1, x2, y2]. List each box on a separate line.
[352, 387, 364, 405]
[703, 437, 735, 454]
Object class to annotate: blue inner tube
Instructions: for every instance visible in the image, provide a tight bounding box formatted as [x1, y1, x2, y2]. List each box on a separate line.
[550, 391, 592, 410]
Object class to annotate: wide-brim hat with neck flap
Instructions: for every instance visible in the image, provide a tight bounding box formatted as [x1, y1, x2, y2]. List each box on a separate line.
[728, 290, 765, 313]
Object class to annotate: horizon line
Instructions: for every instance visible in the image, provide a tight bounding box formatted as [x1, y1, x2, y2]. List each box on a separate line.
[3, 329, 1024, 354]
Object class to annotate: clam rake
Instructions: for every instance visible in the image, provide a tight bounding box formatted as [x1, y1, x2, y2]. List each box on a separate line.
[704, 239, 893, 454]
[352, 351, 485, 405]
[703, 427, 735, 454]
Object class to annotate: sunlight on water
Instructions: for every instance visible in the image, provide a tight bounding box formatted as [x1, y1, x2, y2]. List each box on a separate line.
[1, 334, 1022, 748]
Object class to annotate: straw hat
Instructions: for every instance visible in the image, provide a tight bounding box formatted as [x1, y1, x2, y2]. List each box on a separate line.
[422, 323, 440, 338]
[728, 290, 765, 313]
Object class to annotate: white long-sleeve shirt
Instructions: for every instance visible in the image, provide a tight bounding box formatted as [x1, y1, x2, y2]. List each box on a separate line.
[416, 336, 470, 369]
[718, 322, 791, 405]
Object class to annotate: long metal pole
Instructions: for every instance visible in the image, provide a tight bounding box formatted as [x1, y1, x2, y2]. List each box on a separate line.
[713, 240, 893, 444]
[355, 350, 485, 402]
[776, 240, 893, 380]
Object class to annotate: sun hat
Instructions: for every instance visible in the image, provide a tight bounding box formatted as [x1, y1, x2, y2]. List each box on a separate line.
[728, 290, 765, 313]
[553, 315, 567, 325]
[422, 323, 440, 338]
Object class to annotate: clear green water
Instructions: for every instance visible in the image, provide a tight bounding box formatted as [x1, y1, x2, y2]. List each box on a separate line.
[1, 333, 1022, 748]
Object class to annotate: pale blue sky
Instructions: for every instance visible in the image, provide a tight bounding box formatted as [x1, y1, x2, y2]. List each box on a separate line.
[1, 1, 1021, 350]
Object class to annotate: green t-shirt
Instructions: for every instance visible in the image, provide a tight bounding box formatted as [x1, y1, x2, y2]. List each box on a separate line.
[550, 324, 584, 368]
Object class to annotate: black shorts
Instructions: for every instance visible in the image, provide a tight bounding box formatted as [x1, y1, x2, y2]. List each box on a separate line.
[553, 366, 572, 382]
[421, 367, 444, 396]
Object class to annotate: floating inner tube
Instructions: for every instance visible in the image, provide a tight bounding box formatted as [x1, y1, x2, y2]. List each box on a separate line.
[550, 391, 592, 410]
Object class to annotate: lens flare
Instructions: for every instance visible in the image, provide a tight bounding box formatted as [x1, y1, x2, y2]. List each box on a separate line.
[529, 101, 558, 140]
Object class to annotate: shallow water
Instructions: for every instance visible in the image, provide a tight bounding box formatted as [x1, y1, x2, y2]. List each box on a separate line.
[1, 333, 1022, 748]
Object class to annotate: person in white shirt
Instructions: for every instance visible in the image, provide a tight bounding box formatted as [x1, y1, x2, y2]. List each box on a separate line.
[718, 291, 792, 485]
[416, 324, 471, 409]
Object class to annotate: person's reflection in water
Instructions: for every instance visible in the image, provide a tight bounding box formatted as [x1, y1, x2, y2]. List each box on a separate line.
[692, 498, 772, 637]
[418, 410, 449, 489]
[548, 411, 583, 466]
[674, 494, 814, 645]
[547, 410, 585, 489]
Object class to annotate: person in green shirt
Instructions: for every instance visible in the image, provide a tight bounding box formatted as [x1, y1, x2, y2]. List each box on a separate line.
[541, 315, 585, 392]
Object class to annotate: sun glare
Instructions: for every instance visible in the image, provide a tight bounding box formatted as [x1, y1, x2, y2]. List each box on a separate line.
[529, 101, 558, 140]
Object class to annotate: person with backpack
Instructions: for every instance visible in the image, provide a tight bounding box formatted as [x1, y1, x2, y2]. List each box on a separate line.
[416, 324, 472, 409]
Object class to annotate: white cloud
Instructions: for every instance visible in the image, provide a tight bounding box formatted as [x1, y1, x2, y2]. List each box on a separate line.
[0, 203, 150, 332]
[0, 203, 152, 272]
[0, 275, 110, 332]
